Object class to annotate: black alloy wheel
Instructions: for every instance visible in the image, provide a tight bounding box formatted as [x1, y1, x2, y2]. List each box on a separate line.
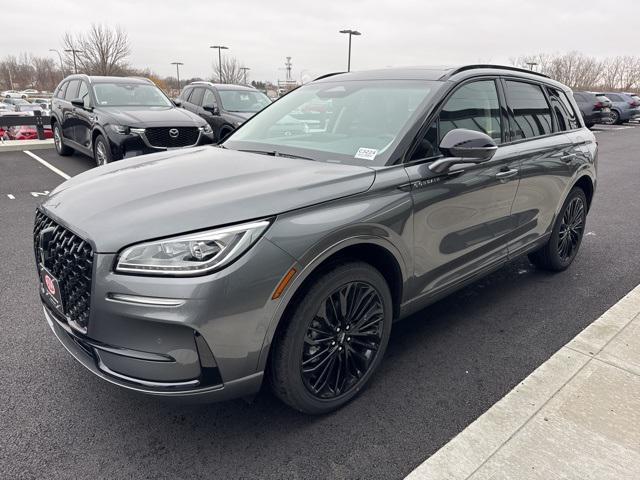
[270, 262, 392, 414]
[557, 196, 585, 262]
[301, 281, 384, 399]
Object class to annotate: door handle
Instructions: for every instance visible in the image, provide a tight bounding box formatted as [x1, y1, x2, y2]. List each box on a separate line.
[561, 153, 577, 163]
[495, 168, 518, 179]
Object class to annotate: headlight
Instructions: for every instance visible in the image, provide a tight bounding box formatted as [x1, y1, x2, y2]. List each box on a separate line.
[115, 219, 271, 276]
[200, 124, 213, 134]
[109, 124, 130, 135]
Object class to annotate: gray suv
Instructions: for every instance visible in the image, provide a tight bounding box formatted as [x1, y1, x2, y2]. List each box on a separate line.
[35, 65, 597, 414]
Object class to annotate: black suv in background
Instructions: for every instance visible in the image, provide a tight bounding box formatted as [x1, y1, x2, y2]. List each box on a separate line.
[573, 91, 613, 127]
[51, 75, 213, 165]
[179, 82, 271, 142]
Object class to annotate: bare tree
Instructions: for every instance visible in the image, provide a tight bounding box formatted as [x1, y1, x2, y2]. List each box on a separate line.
[63, 24, 131, 76]
[212, 56, 246, 84]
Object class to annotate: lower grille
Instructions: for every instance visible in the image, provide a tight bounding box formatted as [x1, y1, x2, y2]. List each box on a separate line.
[144, 127, 200, 148]
[34, 211, 93, 330]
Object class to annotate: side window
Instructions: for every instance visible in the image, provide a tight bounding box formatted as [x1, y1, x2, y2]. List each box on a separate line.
[607, 93, 621, 102]
[188, 87, 204, 106]
[64, 80, 80, 101]
[547, 87, 579, 131]
[77, 81, 90, 108]
[55, 82, 68, 99]
[410, 79, 502, 160]
[202, 89, 217, 108]
[179, 87, 192, 101]
[505, 81, 553, 140]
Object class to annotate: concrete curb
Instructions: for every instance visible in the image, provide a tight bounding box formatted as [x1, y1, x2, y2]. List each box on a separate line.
[0, 139, 54, 152]
[406, 284, 640, 480]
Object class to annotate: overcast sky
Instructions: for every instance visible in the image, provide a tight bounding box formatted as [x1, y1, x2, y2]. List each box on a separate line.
[4, 0, 640, 83]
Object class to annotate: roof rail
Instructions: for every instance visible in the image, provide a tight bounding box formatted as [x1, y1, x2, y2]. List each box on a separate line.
[313, 71, 347, 81]
[443, 64, 550, 80]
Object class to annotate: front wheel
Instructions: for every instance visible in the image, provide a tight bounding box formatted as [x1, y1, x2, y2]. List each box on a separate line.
[528, 187, 587, 271]
[93, 134, 112, 166]
[270, 262, 393, 414]
[611, 110, 621, 125]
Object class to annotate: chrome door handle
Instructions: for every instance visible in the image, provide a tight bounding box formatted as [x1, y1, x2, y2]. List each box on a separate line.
[495, 168, 518, 179]
[561, 153, 577, 162]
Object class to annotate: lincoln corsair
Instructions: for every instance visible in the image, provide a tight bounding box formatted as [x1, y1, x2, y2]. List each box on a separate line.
[35, 65, 596, 414]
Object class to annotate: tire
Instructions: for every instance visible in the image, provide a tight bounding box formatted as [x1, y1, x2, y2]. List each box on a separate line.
[93, 134, 112, 166]
[270, 261, 393, 414]
[53, 123, 73, 156]
[611, 110, 622, 125]
[585, 122, 595, 129]
[528, 187, 588, 272]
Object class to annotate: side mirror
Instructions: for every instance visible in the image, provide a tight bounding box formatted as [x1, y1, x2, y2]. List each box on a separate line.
[173, 98, 182, 107]
[429, 129, 498, 173]
[203, 104, 219, 115]
[71, 98, 86, 109]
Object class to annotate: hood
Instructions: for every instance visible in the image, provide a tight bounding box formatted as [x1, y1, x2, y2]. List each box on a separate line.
[42, 147, 375, 252]
[98, 106, 205, 127]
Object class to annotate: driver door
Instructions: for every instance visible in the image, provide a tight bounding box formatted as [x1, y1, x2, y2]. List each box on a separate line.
[405, 78, 521, 298]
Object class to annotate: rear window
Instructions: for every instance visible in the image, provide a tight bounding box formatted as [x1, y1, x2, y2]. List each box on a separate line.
[64, 80, 80, 101]
[505, 81, 553, 140]
[605, 93, 622, 102]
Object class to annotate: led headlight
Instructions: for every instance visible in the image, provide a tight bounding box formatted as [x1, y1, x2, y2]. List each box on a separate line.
[109, 124, 131, 135]
[200, 124, 213, 134]
[115, 219, 271, 276]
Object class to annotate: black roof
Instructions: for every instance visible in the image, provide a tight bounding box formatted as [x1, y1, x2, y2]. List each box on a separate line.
[313, 64, 567, 88]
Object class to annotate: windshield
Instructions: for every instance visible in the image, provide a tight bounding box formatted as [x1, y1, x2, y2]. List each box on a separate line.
[224, 80, 441, 166]
[218, 89, 271, 113]
[92, 82, 172, 107]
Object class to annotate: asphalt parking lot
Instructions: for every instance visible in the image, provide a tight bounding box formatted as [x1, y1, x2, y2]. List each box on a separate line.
[2, 124, 640, 480]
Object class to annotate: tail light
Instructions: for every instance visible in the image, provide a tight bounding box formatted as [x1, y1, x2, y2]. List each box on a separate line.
[594, 101, 603, 110]
[629, 101, 639, 107]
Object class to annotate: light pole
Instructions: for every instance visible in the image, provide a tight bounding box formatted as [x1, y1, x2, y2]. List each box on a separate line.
[526, 62, 538, 71]
[339, 29, 361, 72]
[49, 49, 65, 76]
[171, 61, 184, 91]
[64, 48, 83, 74]
[239, 66, 250, 85]
[209, 45, 229, 83]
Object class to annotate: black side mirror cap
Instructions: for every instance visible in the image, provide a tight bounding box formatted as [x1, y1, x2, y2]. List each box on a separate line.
[71, 98, 87, 109]
[173, 98, 183, 107]
[203, 105, 219, 115]
[430, 129, 498, 173]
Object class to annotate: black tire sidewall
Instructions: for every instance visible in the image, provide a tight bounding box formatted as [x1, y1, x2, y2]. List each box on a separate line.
[547, 188, 587, 270]
[271, 262, 393, 414]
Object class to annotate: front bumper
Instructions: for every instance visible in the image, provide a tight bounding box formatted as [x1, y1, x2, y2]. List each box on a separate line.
[106, 128, 214, 159]
[40, 235, 298, 401]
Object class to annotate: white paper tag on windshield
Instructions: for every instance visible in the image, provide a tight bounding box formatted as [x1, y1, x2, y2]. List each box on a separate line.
[355, 147, 378, 161]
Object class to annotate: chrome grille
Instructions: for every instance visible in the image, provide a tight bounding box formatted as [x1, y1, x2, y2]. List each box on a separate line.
[34, 211, 93, 330]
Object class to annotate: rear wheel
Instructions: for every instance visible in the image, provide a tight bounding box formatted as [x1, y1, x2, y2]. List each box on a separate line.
[270, 262, 393, 414]
[528, 187, 587, 272]
[53, 123, 73, 156]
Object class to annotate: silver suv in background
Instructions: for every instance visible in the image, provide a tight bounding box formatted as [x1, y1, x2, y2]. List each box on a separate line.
[35, 65, 596, 414]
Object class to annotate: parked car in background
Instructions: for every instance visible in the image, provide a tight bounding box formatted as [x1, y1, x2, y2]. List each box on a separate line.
[2, 90, 24, 99]
[7, 125, 53, 140]
[36, 65, 596, 414]
[179, 82, 271, 142]
[30, 98, 52, 110]
[51, 74, 214, 165]
[2, 97, 30, 109]
[573, 91, 612, 127]
[596, 92, 640, 124]
[14, 104, 45, 115]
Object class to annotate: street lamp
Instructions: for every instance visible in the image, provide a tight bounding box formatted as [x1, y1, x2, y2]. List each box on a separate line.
[49, 49, 65, 76]
[239, 66, 250, 85]
[64, 48, 84, 74]
[171, 61, 184, 91]
[209, 45, 229, 83]
[526, 62, 538, 71]
[339, 29, 361, 72]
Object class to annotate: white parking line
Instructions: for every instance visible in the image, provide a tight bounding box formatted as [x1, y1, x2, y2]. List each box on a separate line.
[23, 150, 71, 180]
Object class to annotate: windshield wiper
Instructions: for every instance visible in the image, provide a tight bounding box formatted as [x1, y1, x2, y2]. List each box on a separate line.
[238, 149, 315, 161]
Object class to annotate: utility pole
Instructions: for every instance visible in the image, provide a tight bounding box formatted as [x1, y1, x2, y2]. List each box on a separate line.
[49, 49, 65, 76]
[209, 45, 229, 83]
[526, 62, 538, 71]
[239, 67, 250, 85]
[64, 48, 83, 74]
[171, 62, 184, 91]
[339, 29, 361, 72]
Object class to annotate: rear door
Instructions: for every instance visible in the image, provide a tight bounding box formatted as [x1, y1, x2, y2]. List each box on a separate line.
[405, 78, 522, 298]
[73, 80, 93, 149]
[183, 87, 204, 115]
[61, 79, 80, 141]
[502, 79, 576, 257]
